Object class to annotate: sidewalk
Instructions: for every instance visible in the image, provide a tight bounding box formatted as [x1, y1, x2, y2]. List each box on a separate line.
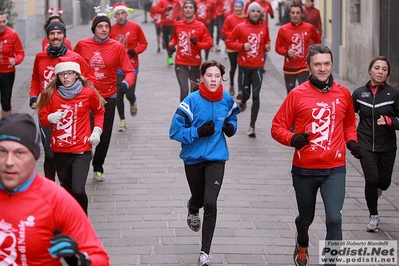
[12, 10, 399, 265]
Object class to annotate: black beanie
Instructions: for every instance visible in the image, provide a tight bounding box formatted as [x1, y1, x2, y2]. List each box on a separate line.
[183, 0, 197, 13]
[0, 113, 41, 160]
[91, 15, 111, 34]
[46, 21, 66, 37]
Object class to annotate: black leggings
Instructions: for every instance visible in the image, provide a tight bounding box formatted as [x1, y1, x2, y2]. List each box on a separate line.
[238, 66, 263, 127]
[284, 71, 309, 94]
[293, 173, 345, 247]
[162, 25, 174, 57]
[185, 162, 225, 254]
[0, 72, 15, 111]
[92, 97, 116, 173]
[116, 73, 137, 120]
[360, 150, 396, 215]
[54, 151, 92, 214]
[175, 64, 200, 102]
[227, 52, 238, 87]
[38, 117, 56, 181]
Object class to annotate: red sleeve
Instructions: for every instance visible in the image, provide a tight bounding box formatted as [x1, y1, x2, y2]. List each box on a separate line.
[134, 26, 148, 55]
[118, 45, 136, 87]
[271, 91, 296, 147]
[30, 55, 42, 98]
[310, 24, 322, 44]
[89, 90, 105, 130]
[225, 24, 244, 51]
[50, 177, 109, 265]
[197, 24, 213, 50]
[275, 27, 288, 56]
[221, 16, 232, 38]
[12, 32, 25, 65]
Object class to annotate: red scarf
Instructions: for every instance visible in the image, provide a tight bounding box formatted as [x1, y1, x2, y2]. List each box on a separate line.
[199, 83, 223, 102]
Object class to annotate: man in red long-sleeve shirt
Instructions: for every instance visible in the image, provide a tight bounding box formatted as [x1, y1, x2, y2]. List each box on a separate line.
[271, 44, 363, 266]
[275, 3, 321, 94]
[109, 3, 148, 132]
[0, 12, 24, 117]
[74, 14, 136, 182]
[225, 2, 271, 138]
[169, 0, 213, 102]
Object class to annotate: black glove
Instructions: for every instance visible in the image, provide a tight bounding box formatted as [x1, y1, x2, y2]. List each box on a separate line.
[222, 123, 234, 137]
[48, 234, 90, 266]
[119, 82, 128, 94]
[168, 46, 176, 53]
[346, 140, 364, 159]
[166, 6, 173, 11]
[290, 132, 310, 150]
[29, 96, 37, 109]
[197, 120, 215, 137]
[128, 49, 137, 57]
[190, 37, 197, 45]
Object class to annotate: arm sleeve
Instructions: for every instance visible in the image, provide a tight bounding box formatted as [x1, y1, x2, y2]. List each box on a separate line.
[13, 33, 25, 65]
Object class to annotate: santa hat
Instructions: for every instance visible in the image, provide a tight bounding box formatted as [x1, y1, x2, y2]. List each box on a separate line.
[113, 2, 129, 14]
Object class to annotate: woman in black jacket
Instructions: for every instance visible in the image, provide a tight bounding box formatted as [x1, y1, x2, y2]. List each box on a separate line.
[352, 56, 399, 232]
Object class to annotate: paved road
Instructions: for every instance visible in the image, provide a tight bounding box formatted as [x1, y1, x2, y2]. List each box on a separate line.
[11, 10, 399, 266]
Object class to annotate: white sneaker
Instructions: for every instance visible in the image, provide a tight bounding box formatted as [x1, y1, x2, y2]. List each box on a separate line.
[198, 251, 211, 266]
[247, 126, 256, 138]
[93, 171, 105, 182]
[366, 215, 380, 232]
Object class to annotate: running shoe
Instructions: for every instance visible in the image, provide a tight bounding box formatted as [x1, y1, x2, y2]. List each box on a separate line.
[367, 215, 380, 232]
[130, 102, 138, 116]
[198, 251, 211, 266]
[187, 200, 201, 232]
[167, 56, 174, 65]
[238, 101, 246, 112]
[118, 121, 126, 132]
[229, 85, 235, 96]
[293, 241, 309, 266]
[93, 171, 105, 182]
[247, 126, 256, 138]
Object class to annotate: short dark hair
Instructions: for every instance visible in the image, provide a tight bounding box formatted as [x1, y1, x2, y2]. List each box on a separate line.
[306, 44, 333, 65]
[368, 56, 390, 77]
[290, 3, 303, 13]
[200, 60, 226, 77]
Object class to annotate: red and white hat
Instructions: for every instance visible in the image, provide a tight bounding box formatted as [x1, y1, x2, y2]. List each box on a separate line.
[113, 2, 129, 13]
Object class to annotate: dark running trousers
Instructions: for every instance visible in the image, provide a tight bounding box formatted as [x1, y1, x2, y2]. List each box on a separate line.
[54, 151, 92, 214]
[360, 150, 396, 215]
[92, 97, 116, 174]
[185, 162, 225, 254]
[293, 173, 345, 247]
[116, 73, 137, 120]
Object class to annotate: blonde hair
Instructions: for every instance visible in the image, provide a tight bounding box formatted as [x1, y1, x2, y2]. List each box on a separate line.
[34, 73, 105, 110]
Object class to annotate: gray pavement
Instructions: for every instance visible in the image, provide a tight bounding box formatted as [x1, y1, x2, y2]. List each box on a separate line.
[11, 10, 399, 265]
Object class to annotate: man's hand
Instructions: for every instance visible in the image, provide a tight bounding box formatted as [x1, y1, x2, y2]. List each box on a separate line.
[346, 140, 364, 159]
[128, 49, 137, 57]
[29, 97, 37, 109]
[48, 233, 90, 266]
[290, 133, 310, 150]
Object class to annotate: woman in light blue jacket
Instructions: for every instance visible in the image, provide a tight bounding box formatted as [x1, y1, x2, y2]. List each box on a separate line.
[169, 60, 240, 266]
